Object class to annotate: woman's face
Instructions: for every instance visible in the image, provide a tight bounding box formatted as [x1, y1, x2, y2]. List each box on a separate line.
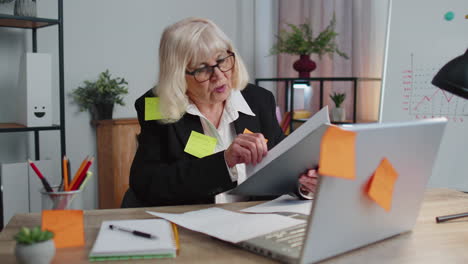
[185, 50, 234, 106]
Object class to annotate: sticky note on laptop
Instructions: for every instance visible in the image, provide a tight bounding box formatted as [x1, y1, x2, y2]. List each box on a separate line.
[42, 210, 85, 248]
[145, 97, 163, 121]
[367, 158, 399, 211]
[243, 128, 268, 143]
[184, 131, 217, 158]
[318, 126, 356, 179]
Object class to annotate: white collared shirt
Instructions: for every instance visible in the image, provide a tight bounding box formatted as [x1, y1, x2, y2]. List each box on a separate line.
[186, 90, 256, 204]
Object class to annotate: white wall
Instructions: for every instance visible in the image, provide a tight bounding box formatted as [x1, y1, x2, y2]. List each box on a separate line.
[254, 0, 279, 97]
[0, 0, 278, 209]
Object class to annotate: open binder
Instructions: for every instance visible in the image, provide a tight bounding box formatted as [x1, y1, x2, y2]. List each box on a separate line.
[230, 106, 330, 196]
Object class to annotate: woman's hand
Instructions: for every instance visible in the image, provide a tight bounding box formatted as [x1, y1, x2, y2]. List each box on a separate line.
[298, 169, 319, 194]
[225, 133, 268, 167]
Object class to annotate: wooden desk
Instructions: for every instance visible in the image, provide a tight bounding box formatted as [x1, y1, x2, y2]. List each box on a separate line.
[1, 188, 468, 263]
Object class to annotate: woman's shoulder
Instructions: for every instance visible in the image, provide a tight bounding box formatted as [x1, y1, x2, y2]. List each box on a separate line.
[135, 88, 156, 110]
[241, 83, 275, 103]
[135, 88, 156, 107]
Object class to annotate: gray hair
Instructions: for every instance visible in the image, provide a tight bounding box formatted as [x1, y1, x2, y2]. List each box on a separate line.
[154, 17, 249, 123]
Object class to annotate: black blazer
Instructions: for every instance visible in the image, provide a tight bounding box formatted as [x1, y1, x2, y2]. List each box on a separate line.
[129, 83, 285, 206]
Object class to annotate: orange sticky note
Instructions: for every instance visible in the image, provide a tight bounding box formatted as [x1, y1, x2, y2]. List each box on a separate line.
[243, 128, 268, 143]
[318, 126, 356, 179]
[42, 210, 85, 248]
[367, 158, 399, 211]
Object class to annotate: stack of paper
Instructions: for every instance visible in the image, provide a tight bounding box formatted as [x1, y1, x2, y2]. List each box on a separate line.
[147, 207, 304, 244]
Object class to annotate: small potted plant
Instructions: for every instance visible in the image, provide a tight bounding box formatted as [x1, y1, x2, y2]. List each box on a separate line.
[270, 15, 348, 78]
[330, 92, 346, 122]
[14, 226, 55, 264]
[70, 69, 128, 120]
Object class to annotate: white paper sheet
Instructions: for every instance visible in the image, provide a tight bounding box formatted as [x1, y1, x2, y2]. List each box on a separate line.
[241, 195, 313, 215]
[146, 207, 304, 243]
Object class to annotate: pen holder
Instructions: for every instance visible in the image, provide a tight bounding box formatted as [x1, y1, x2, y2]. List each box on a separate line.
[40, 186, 84, 210]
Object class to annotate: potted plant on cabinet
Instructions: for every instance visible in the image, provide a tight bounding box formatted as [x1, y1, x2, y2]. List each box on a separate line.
[270, 15, 349, 78]
[14, 226, 55, 264]
[70, 70, 128, 121]
[330, 92, 346, 122]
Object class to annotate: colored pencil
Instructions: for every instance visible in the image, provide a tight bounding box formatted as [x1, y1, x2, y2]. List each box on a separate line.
[70, 157, 94, 190]
[63, 156, 69, 191]
[172, 223, 180, 253]
[79, 171, 93, 190]
[67, 158, 71, 188]
[68, 156, 89, 191]
[27, 159, 53, 193]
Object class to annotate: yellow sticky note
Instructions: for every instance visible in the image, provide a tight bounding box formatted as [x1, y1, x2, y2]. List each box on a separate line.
[367, 158, 399, 211]
[145, 97, 163, 121]
[243, 128, 268, 143]
[318, 126, 356, 179]
[41, 210, 85, 248]
[184, 131, 217, 158]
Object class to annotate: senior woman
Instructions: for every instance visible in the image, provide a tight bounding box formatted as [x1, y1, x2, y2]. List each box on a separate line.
[125, 17, 317, 207]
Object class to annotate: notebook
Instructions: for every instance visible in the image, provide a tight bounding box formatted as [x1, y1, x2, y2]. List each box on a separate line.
[236, 118, 447, 263]
[89, 219, 178, 261]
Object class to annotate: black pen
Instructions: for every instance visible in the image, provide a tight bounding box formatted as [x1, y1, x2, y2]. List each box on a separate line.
[435, 212, 468, 223]
[109, 225, 158, 239]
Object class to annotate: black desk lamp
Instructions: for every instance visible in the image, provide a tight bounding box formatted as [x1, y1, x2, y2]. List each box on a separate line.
[432, 48, 468, 223]
[432, 48, 468, 99]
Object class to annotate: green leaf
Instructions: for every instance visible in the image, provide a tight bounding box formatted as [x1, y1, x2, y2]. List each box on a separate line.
[31, 226, 41, 241]
[43, 231, 54, 241]
[14, 233, 28, 243]
[38, 231, 47, 241]
[19, 227, 30, 237]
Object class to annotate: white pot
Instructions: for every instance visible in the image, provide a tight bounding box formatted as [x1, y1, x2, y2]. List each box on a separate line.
[15, 240, 55, 264]
[331, 107, 346, 122]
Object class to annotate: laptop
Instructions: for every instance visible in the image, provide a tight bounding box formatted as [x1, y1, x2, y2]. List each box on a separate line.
[236, 118, 447, 263]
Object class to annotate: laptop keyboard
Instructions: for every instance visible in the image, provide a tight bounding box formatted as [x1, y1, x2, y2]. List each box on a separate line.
[238, 213, 309, 262]
[264, 223, 307, 249]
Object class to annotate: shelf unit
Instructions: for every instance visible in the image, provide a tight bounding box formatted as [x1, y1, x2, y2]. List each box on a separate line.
[255, 77, 382, 132]
[0, 1, 65, 227]
[0, 1, 65, 160]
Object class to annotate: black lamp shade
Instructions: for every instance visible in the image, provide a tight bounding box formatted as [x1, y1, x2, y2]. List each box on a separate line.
[432, 48, 468, 99]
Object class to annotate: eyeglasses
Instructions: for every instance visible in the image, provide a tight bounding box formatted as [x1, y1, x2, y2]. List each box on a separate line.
[186, 52, 235, 83]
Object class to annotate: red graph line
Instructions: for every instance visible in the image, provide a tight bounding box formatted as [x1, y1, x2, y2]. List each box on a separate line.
[413, 89, 455, 110]
[441, 90, 455, 102]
